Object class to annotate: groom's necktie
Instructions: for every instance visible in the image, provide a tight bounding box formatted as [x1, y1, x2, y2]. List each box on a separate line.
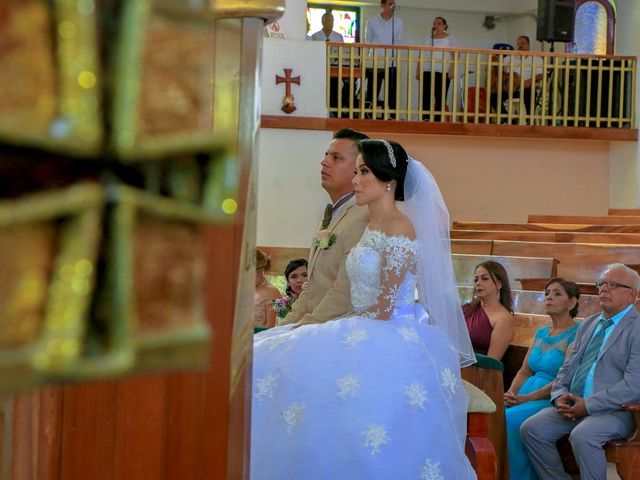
[320, 192, 354, 230]
[321, 203, 333, 230]
[569, 317, 613, 396]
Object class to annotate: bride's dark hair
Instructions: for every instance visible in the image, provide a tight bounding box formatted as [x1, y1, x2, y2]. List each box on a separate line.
[357, 139, 409, 201]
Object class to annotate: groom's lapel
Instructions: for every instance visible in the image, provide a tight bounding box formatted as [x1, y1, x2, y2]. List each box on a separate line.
[308, 220, 323, 274]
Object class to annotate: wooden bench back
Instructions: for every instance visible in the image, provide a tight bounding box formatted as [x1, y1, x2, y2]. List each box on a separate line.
[492, 240, 640, 284]
[609, 209, 640, 216]
[453, 221, 640, 234]
[451, 239, 493, 254]
[528, 214, 640, 225]
[259, 239, 493, 276]
[453, 254, 558, 289]
[458, 286, 640, 319]
[259, 246, 309, 276]
[452, 229, 640, 245]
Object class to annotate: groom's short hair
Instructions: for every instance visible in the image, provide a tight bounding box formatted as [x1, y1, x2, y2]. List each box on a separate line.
[333, 128, 369, 142]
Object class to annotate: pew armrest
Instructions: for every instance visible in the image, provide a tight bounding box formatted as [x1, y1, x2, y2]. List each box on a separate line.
[621, 403, 640, 442]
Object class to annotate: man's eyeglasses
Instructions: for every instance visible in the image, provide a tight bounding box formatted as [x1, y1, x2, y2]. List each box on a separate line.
[595, 280, 633, 290]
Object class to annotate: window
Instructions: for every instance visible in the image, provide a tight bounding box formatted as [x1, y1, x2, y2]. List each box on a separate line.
[573, 0, 616, 54]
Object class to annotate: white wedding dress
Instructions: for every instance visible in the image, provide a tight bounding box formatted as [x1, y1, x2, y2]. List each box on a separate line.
[251, 227, 476, 479]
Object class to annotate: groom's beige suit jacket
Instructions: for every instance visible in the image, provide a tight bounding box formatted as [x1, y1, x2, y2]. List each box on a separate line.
[281, 196, 368, 325]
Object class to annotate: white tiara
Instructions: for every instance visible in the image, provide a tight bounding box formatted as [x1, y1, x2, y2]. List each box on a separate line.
[381, 140, 396, 168]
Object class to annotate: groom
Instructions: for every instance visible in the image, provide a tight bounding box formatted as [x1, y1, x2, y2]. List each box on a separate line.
[280, 128, 369, 326]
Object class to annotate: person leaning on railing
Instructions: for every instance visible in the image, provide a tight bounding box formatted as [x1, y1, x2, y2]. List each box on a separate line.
[414, 16, 456, 121]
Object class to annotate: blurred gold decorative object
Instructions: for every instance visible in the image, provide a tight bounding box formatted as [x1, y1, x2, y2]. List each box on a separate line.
[111, 1, 222, 159]
[0, 0, 102, 155]
[0, 185, 103, 390]
[209, 0, 285, 20]
[99, 186, 211, 375]
[0, 0, 277, 390]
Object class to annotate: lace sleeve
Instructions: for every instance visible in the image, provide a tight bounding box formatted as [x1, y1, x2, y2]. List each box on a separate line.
[355, 237, 415, 321]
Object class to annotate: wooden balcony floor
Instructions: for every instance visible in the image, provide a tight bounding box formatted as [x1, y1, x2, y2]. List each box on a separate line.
[261, 115, 638, 142]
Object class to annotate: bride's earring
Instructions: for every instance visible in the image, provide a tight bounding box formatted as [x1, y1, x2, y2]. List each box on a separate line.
[386, 183, 391, 192]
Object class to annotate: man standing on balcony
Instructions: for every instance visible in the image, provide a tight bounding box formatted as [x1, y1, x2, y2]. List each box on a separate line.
[311, 12, 346, 118]
[364, 0, 403, 118]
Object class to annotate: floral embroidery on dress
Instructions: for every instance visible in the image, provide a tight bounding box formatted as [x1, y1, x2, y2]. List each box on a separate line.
[441, 367, 457, 398]
[336, 374, 361, 400]
[255, 372, 280, 404]
[398, 326, 420, 344]
[347, 228, 418, 321]
[420, 458, 444, 480]
[362, 424, 389, 455]
[343, 329, 368, 348]
[282, 403, 305, 435]
[404, 382, 429, 410]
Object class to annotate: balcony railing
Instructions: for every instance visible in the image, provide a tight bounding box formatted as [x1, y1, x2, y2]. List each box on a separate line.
[326, 42, 636, 128]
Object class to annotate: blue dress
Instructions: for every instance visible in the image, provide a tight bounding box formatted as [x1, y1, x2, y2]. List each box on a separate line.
[506, 323, 579, 479]
[251, 228, 476, 479]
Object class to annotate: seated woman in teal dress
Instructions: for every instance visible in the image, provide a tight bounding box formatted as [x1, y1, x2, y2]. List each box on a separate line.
[504, 277, 581, 480]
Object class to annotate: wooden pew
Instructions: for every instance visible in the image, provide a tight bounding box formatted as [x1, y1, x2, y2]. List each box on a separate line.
[492, 240, 640, 284]
[261, 247, 559, 295]
[453, 254, 558, 289]
[451, 229, 640, 245]
[451, 239, 493, 254]
[609, 209, 640, 216]
[518, 279, 599, 295]
[453, 221, 640, 234]
[458, 286, 640, 320]
[260, 239, 493, 276]
[260, 246, 309, 276]
[528, 214, 640, 225]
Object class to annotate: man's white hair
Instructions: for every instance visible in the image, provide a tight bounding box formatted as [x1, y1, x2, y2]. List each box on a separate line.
[602, 263, 640, 290]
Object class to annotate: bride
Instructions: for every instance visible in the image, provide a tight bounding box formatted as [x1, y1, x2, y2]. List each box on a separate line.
[251, 139, 477, 479]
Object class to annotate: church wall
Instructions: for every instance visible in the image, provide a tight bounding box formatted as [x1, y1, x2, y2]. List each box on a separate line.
[256, 128, 610, 248]
[608, 0, 640, 207]
[381, 133, 610, 222]
[257, 129, 334, 248]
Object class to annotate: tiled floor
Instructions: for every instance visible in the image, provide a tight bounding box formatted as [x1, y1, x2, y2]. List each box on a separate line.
[607, 462, 621, 480]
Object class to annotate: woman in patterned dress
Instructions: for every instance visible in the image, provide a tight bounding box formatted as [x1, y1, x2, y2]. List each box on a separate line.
[251, 140, 476, 479]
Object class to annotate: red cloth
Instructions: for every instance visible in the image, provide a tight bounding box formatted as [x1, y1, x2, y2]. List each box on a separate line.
[463, 303, 493, 355]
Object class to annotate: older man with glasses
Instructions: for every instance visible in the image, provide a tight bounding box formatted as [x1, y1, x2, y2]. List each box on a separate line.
[521, 263, 640, 480]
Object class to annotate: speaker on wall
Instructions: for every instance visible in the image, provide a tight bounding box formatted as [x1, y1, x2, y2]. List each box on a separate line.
[536, 0, 575, 43]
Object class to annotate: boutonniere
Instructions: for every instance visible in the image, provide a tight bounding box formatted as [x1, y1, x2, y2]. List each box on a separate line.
[314, 229, 337, 250]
